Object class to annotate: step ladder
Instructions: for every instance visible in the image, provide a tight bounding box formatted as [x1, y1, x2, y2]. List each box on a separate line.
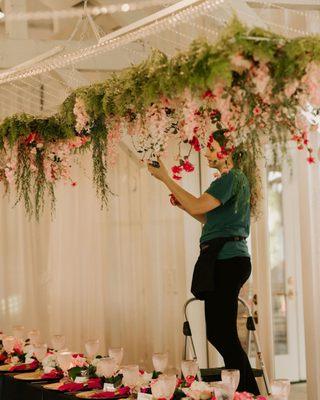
[182, 297, 271, 395]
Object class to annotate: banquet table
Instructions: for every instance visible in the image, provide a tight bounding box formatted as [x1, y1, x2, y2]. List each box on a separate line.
[0, 373, 79, 400]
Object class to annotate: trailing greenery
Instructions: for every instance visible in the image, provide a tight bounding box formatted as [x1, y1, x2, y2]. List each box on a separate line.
[0, 18, 319, 217]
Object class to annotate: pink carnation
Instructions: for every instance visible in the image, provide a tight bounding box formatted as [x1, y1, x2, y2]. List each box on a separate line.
[284, 80, 299, 98]
[230, 54, 252, 71]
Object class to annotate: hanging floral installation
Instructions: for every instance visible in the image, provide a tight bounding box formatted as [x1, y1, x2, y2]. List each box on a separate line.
[0, 19, 320, 217]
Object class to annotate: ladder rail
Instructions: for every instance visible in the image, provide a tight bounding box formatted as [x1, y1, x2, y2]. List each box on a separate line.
[183, 296, 271, 395]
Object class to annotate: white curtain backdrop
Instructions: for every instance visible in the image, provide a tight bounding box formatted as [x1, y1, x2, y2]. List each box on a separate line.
[0, 146, 187, 370]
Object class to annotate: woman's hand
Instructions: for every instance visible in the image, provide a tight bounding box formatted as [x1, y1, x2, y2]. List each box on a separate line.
[147, 158, 169, 182]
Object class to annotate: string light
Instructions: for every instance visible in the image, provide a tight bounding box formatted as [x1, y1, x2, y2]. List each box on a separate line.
[0, 0, 226, 85]
[235, 8, 310, 37]
[0, 0, 178, 22]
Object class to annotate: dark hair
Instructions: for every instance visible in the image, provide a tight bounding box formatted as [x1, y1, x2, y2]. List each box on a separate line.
[212, 131, 261, 218]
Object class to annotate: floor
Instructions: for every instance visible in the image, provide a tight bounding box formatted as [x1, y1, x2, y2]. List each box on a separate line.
[290, 382, 307, 400]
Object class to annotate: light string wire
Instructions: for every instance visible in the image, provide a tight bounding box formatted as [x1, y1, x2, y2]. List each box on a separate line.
[248, 0, 320, 22]
[235, 8, 311, 36]
[0, 0, 178, 22]
[0, 0, 225, 85]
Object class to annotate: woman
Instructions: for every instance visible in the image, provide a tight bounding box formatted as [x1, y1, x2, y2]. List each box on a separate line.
[147, 133, 260, 395]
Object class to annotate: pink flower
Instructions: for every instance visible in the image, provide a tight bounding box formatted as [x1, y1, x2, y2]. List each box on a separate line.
[182, 160, 195, 172]
[301, 62, 320, 108]
[230, 54, 253, 71]
[173, 174, 182, 180]
[253, 106, 262, 116]
[284, 80, 299, 98]
[217, 151, 226, 160]
[172, 165, 183, 174]
[71, 355, 88, 368]
[25, 132, 37, 144]
[212, 83, 225, 98]
[251, 63, 270, 95]
[307, 156, 315, 164]
[189, 136, 201, 152]
[185, 375, 196, 386]
[73, 97, 91, 133]
[202, 90, 215, 100]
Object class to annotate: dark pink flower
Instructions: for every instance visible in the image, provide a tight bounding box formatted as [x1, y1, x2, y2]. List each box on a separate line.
[173, 174, 182, 180]
[217, 151, 226, 160]
[25, 132, 38, 145]
[307, 156, 315, 164]
[189, 136, 201, 152]
[253, 106, 262, 116]
[171, 165, 183, 174]
[183, 160, 195, 172]
[202, 90, 215, 100]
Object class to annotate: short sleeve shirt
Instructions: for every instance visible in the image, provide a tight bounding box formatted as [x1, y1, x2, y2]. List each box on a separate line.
[200, 168, 250, 260]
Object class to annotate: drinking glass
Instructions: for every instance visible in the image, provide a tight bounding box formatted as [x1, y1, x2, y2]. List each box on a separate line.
[12, 325, 25, 341]
[96, 357, 117, 378]
[51, 334, 66, 351]
[85, 339, 100, 359]
[57, 351, 73, 375]
[158, 374, 177, 399]
[221, 369, 240, 394]
[152, 352, 169, 373]
[33, 343, 48, 369]
[108, 347, 124, 366]
[28, 329, 41, 345]
[271, 379, 291, 399]
[2, 336, 15, 353]
[212, 381, 234, 400]
[122, 364, 140, 389]
[181, 360, 198, 379]
[151, 379, 164, 399]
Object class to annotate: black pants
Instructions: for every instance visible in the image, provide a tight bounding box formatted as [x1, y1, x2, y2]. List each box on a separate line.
[204, 256, 260, 395]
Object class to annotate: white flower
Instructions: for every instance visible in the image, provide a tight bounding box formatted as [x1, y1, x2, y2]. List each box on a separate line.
[10, 356, 19, 364]
[42, 354, 58, 372]
[182, 381, 213, 400]
[91, 357, 101, 368]
[139, 372, 153, 386]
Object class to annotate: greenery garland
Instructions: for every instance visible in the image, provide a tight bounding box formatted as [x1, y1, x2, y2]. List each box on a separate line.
[0, 18, 320, 218]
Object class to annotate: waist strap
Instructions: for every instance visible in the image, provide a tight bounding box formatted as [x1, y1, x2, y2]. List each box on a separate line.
[200, 236, 246, 250]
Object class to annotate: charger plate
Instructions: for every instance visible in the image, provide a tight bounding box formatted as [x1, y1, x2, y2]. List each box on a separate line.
[42, 382, 63, 390]
[14, 371, 44, 380]
[0, 364, 12, 372]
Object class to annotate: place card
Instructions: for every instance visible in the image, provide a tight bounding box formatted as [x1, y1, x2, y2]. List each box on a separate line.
[137, 393, 153, 400]
[103, 383, 116, 392]
[74, 376, 88, 384]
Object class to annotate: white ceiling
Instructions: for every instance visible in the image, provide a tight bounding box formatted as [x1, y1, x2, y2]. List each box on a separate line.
[0, 0, 319, 120]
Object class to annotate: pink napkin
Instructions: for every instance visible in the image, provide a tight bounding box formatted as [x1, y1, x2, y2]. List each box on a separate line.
[87, 378, 103, 390]
[41, 370, 63, 380]
[58, 382, 84, 392]
[90, 386, 130, 398]
[9, 360, 39, 372]
[58, 378, 102, 392]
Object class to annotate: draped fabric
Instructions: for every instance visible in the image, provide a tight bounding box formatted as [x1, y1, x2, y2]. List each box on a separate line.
[0, 147, 187, 370]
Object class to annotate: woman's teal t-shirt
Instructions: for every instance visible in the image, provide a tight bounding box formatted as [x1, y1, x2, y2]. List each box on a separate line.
[200, 168, 250, 260]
